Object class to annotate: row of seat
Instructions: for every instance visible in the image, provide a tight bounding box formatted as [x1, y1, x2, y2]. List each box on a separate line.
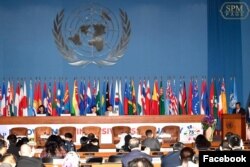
[9, 125, 180, 146]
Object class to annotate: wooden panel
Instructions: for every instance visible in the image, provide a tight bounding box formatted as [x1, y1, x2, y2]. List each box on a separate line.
[0, 115, 204, 125]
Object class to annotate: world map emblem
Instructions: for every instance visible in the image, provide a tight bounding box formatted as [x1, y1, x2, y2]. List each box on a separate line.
[52, 4, 131, 67]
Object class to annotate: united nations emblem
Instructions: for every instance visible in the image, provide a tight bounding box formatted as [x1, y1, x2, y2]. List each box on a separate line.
[52, 4, 131, 67]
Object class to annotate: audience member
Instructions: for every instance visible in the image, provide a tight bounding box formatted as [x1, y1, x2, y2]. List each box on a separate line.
[121, 138, 152, 167]
[246, 102, 250, 123]
[16, 137, 29, 149]
[161, 142, 184, 167]
[142, 130, 160, 151]
[116, 133, 131, 152]
[122, 134, 132, 152]
[128, 157, 153, 167]
[63, 133, 76, 152]
[77, 136, 89, 152]
[40, 135, 66, 159]
[194, 134, 211, 150]
[0, 139, 7, 158]
[86, 138, 99, 152]
[228, 134, 243, 150]
[0, 153, 16, 167]
[232, 102, 246, 115]
[16, 144, 43, 167]
[6, 134, 19, 158]
[62, 151, 80, 167]
[178, 147, 198, 167]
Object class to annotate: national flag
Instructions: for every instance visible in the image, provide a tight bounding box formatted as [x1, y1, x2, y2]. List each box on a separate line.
[14, 82, 20, 116]
[209, 79, 218, 119]
[219, 79, 228, 116]
[7, 81, 15, 116]
[114, 80, 120, 114]
[91, 80, 97, 109]
[169, 80, 178, 115]
[159, 80, 165, 115]
[128, 80, 137, 115]
[123, 80, 129, 115]
[100, 80, 106, 115]
[47, 82, 52, 116]
[192, 80, 200, 115]
[63, 81, 70, 114]
[200, 79, 209, 115]
[145, 80, 151, 115]
[79, 81, 86, 116]
[86, 81, 92, 113]
[52, 81, 58, 116]
[165, 81, 171, 115]
[105, 81, 110, 111]
[178, 80, 187, 115]
[0, 82, 6, 116]
[42, 82, 48, 114]
[151, 80, 159, 115]
[229, 78, 237, 114]
[19, 81, 28, 116]
[96, 80, 101, 115]
[118, 80, 123, 115]
[72, 80, 80, 116]
[141, 81, 146, 115]
[27, 80, 34, 116]
[188, 80, 193, 115]
[137, 81, 143, 115]
[110, 81, 114, 108]
[56, 82, 63, 115]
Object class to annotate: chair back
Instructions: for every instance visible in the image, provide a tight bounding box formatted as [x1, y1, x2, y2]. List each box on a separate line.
[111, 126, 131, 144]
[137, 126, 157, 140]
[82, 126, 101, 140]
[86, 157, 103, 163]
[161, 125, 180, 143]
[9, 127, 28, 137]
[34, 126, 52, 147]
[59, 126, 76, 142]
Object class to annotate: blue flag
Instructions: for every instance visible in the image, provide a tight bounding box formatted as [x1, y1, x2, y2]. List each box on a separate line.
[192, 80, 200, 115]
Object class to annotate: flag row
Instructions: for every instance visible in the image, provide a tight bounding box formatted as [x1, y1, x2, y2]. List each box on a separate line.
[0, 78, 238, 117]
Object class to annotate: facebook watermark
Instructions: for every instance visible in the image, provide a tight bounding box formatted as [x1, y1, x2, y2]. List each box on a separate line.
[199, 151, 250, 167]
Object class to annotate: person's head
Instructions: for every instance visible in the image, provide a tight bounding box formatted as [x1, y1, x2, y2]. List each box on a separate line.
[195, 134, 211, 150]
[224, 132, 234, 141]
[0, 153, 16, 167]
[90, 138, 99, 146]
[145, 130, 153, 138]
[80, 136, 89, 146]
[172, 142, 184, 152]
[107, 105, 113, 111]
[91, 105, 97, 113]
[236, 102, 241, 109]
[7, 134, 17, 144]
[179, 147, 195, 163]
[64, 133, 73, 141]
[228, 134, 243, 150]
[38, 104, 45, 113]
[0, 139, 7, 156]
[87, 133, 95, 140]
[19, 144, 34, 157]
[16, 137, 29, 148]
[128, 157, 153, 167]
[219, 140, 231, 151]
[129, 138, 140, 150]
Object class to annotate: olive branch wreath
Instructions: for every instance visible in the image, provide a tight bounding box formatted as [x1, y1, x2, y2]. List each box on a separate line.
[52, 9, 131, 67]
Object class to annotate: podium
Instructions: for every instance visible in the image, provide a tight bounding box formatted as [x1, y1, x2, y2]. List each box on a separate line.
[222, 114, 246, 140]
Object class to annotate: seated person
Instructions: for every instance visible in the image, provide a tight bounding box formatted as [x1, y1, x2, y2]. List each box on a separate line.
[121, 138, 152, 167]
[16, 144, 43, 167]
[0, 139, 7, 158]
[142, 129, 160, 151]
[86, 105, 98, 116]
[105, 104, 118, 116]
[178, 147, 198, 167]
[77, 136, 89, 152]
[128, 157, 153, 167]
[116, 133, 132, 152]
[37, 104, 47, 115]
[86, 138, 99, 152]
[228, 134, 243, 150]
[194, 134, 211, 150]
[0, 153, 16, 167]
[63, 133, 76, 152]
[62, 151, 80, 167]
[6, 134, 19, 158]
[161, 142, 184, 167]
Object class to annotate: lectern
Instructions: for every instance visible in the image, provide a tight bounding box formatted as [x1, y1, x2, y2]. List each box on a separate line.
[222, 114, 246, 140]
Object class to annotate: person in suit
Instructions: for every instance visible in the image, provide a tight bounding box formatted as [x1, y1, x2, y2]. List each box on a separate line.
[16, 144, 43, 167]
[161, 142, 184, 167]
[6, 134, 19, 159]
[142, 129, 160, 151]
[121, 138, 152, 167]
[232, 102, 246, 115]
[246, 102, 250, 123]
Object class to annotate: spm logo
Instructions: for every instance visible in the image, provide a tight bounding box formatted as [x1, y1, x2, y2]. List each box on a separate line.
[220, 2, 249, 20]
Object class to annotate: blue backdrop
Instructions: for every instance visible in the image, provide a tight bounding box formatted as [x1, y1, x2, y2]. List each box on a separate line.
[0, 0, 249, 106]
